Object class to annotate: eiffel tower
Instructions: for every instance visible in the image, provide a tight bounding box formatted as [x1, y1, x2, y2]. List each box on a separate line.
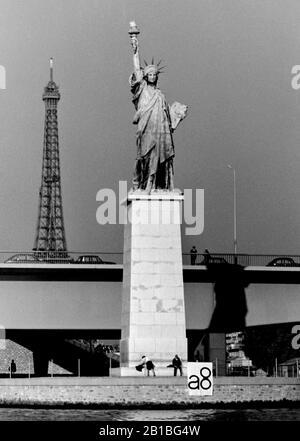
[33, 59, 68, 257]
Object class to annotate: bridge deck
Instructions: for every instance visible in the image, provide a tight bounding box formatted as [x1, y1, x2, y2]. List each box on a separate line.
[0, 263, 300, 283]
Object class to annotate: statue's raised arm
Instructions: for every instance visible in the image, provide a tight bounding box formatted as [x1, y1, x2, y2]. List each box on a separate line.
[128, 22, 188, 193]
[128, 21, 143, 82]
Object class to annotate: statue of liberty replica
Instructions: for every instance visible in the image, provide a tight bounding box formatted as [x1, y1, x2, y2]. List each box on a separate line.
[128, 21, 188, 193]
[119, 22, 188, 376]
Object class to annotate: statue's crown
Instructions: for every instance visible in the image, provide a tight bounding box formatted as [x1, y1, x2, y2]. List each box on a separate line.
[143, 58, 165, 76]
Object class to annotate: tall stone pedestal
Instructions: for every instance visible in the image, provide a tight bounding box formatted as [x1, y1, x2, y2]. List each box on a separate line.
[120, 192, 187, 376]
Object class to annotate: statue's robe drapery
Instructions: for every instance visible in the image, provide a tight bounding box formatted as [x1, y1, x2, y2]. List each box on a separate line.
[130, 73, 174, 190]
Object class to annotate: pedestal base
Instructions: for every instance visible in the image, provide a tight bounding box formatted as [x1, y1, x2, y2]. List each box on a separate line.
[120, 337, 187, 368]
[121, 192, 187, 372]
[111, 367, 187, 377]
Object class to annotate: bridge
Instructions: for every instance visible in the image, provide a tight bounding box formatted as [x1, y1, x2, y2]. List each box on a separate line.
[0, 252, 299, 330]
[0, 253, 299, 375]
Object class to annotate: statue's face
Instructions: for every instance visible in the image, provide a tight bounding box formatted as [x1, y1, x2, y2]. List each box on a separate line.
[147, 72, 157, 84]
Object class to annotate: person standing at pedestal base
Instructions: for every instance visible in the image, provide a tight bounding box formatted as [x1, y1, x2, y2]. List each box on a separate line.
[172, 354, 183, 376]
[146, 359, 156, 376]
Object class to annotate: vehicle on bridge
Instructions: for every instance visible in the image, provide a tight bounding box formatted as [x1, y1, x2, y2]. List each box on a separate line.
[267, 257, 299, 267]
[4, 253, 40, 264]
[76, 255, 115, 265]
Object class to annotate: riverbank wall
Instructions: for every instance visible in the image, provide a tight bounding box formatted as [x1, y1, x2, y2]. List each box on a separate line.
[0, 377, 298, 408]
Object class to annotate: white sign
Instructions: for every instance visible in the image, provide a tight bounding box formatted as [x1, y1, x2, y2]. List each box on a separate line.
[187, 362, 213, 396]
[0, 66, 6, 89]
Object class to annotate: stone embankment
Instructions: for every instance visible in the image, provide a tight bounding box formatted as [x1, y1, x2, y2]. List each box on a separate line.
[0, 377, 298, 408]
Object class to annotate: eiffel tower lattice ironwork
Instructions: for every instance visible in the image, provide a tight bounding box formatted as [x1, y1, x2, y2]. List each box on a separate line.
[33, 58, 68, 254]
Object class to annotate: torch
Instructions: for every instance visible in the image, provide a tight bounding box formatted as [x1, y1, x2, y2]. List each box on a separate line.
[128, 21, 141, 71]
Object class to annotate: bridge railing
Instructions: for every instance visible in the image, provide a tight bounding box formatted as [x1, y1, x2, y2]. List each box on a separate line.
[0, 251, 124, 265]
[1, 251, 300, 267]
[182, 252, 300, 267]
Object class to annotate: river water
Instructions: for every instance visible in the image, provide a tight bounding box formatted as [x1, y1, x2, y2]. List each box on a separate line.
[0, 408, 298, 421]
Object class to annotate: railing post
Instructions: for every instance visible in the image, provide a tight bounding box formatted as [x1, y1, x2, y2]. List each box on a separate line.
[78, 358, 80, 377]
[28, 359, 31, 379]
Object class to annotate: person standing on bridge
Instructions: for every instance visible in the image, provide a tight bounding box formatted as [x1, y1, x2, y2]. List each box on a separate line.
[204, 249, 211, 265]
[190, 246, 197, 265]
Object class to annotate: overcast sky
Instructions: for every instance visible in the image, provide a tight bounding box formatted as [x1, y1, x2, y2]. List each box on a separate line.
[1, 0, 300, 257]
